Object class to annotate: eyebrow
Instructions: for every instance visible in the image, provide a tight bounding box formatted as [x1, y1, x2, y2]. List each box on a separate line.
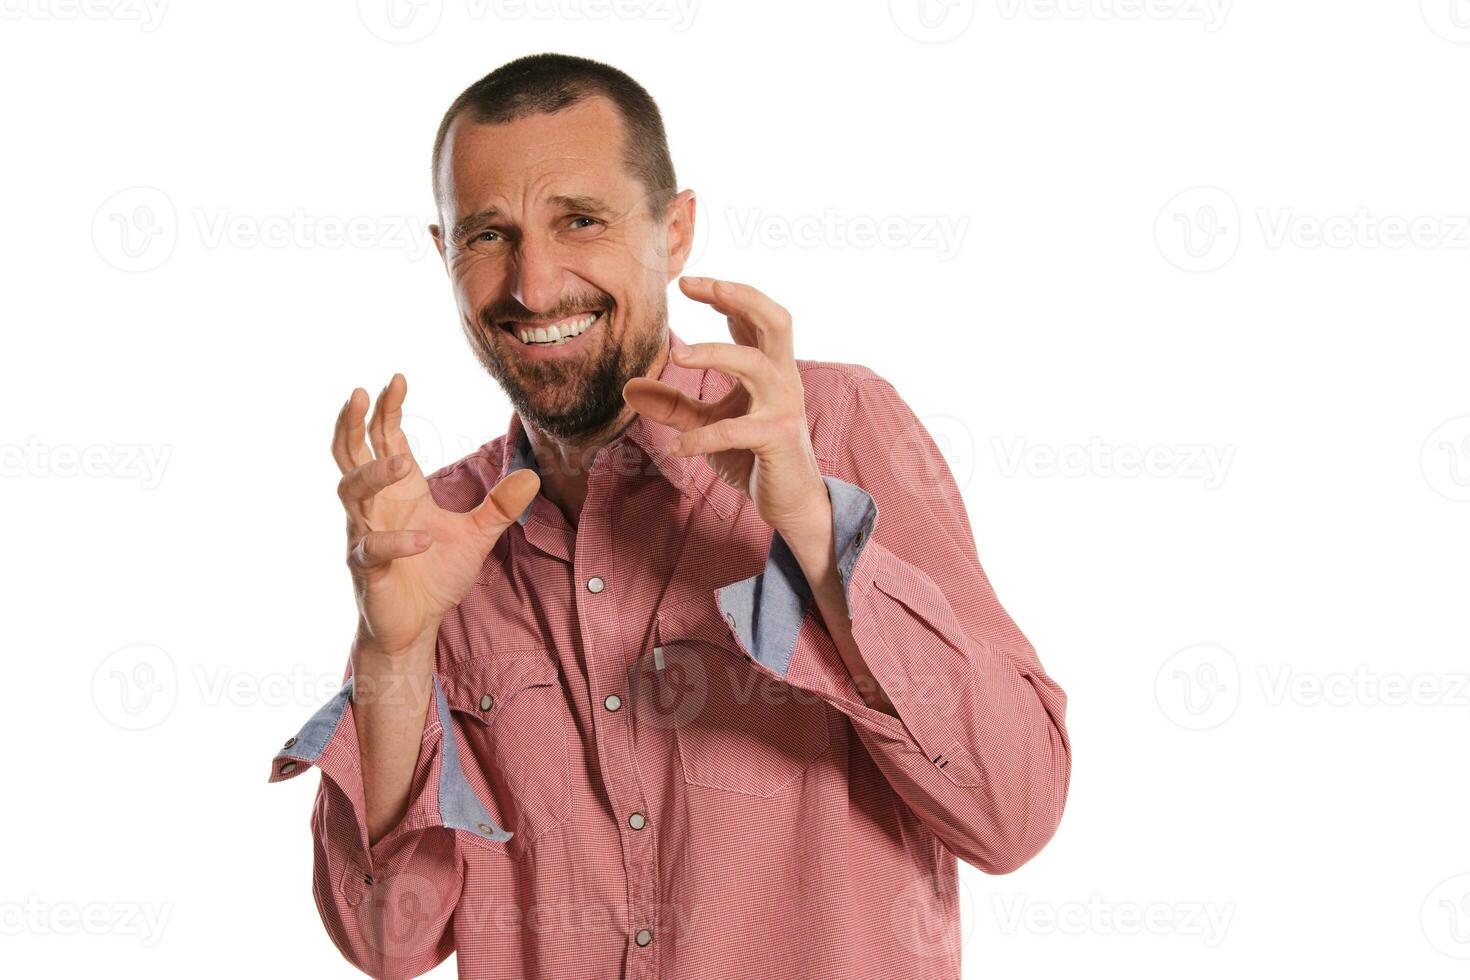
[548, 194, 614, 216]
[449, 208, 500, 243]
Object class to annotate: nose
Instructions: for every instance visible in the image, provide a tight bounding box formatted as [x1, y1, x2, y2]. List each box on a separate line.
[509, 233, 566, 316]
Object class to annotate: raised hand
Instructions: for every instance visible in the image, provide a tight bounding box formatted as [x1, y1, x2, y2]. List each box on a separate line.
[622, 277, 831, 544]
[332, 373, 540, 658]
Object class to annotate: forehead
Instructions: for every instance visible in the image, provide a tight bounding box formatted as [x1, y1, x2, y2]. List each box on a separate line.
[437, 95, 634, 213]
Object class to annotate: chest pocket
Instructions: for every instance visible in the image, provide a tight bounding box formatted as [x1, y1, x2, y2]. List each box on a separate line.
[441, 650, 573, 848]
[654, 591, 833, 799]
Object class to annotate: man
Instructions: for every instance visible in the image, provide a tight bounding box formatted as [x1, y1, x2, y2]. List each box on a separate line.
[269, 52, 1070, 980]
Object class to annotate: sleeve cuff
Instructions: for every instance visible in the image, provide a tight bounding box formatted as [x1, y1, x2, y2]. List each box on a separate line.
[267, 674, 511, 856]
[715, 474, 879, 676]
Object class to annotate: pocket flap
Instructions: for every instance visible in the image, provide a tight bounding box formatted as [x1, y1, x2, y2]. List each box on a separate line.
[440, 652, 560, 726]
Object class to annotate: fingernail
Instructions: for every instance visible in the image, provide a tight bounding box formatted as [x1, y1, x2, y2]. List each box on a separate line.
[682, 276, 704, 286]
[667, 438, 682, 454]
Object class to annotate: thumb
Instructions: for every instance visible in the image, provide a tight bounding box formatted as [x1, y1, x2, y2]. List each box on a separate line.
[469, 468, 540, 540]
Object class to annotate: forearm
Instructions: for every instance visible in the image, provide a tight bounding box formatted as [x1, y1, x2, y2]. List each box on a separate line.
[350, 629, 437, 844]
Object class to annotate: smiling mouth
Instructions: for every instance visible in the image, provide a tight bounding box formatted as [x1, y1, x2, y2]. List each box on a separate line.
[499, 310, 606, 347]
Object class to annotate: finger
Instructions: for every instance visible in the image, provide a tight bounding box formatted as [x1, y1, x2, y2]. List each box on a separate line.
[468, 468, 541, 539]
[338, 454, 415, 509]
[669, 416, 768, 457]
[669, 342, 784, 404]
[622, 377, 720, 432]
[678, 277, 795, 367]
[331, 388, 373, 474]
[368, 373, 411, 460]
[349, 529, 431, 570]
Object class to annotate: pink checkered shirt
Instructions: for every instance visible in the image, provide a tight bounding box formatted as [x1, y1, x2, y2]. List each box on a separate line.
[269, 328, 1070, 979]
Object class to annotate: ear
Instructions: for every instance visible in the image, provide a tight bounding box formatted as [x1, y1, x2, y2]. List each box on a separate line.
[662, 189, 697, 283]
[429, 222, 447, 265]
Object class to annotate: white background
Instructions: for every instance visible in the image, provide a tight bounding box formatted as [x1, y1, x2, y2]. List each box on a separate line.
[3, 0, 1468, 976]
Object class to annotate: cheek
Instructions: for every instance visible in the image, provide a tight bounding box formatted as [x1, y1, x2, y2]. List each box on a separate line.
[450, 252, 506, 307]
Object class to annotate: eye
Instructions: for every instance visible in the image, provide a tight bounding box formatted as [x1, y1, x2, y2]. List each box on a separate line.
[473, 229, 503, 243]
[568, 216, 601, 230]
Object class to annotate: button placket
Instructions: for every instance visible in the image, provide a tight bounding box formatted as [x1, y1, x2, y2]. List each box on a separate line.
[578, 464, 658, 968]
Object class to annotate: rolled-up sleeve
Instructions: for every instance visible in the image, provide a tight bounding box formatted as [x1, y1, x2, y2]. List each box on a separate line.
[267, 665, 510, 978]
[717, 373, 1071, 875]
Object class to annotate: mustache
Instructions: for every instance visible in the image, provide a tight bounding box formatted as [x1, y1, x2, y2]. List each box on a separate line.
[480, 292, 614, 328]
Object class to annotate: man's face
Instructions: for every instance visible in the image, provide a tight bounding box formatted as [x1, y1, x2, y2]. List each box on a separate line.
[431, 95, 692, 443]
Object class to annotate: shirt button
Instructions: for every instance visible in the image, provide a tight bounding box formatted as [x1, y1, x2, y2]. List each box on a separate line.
[725, 612, 736, 629]
[282, 736, 296, 750]
[628, 812, 646, 830]
[635, 928, 653, 947]
[279, 761, 296, 775]
[604, 693, 623, 712]
[480, 694, 494, 712]
[587, 576, 605, 593]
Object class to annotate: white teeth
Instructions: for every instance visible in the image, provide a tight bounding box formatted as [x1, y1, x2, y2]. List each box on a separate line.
[517, 312, 599, 346]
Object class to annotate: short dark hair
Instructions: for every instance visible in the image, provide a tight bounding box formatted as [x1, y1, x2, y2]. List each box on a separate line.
[431, 53, 677, 217]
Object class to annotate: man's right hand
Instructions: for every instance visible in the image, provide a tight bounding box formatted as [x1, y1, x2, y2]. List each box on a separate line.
[332, 373, 541, 660]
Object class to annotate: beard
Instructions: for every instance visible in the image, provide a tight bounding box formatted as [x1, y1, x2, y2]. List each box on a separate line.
[466, 295, 666, 443]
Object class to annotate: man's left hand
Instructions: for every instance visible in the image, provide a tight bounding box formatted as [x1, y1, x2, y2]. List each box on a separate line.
[622, 276, 832, 549]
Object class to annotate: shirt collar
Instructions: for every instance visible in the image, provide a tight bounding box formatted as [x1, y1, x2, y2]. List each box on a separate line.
[497, 327, 707, 524]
